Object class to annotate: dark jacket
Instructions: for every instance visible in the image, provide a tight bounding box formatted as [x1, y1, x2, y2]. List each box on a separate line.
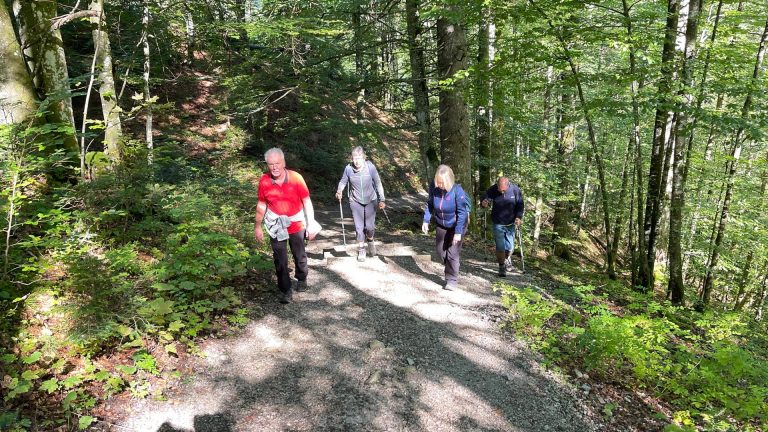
[482, 183, 524, 225]
[423, 183, 470, 233]
[337, 160, 385, 205]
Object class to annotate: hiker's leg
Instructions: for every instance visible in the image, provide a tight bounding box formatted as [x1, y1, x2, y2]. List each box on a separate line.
[349, 200, 366, 245]
[444, 227, 464, 285]
[289, 229, 308, 282]
[434, 225, 449, 263]
[493, 224, 506, 264]
[364, 202, 376, 240]
[270, 237, 292, 295]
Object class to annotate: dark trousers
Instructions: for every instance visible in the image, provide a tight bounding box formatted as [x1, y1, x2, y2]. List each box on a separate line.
[349, 200, 376, 242]
[435, 225, 465, 284]
[270, 230, 307, 294]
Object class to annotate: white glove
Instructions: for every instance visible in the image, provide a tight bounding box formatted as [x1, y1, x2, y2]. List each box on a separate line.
[421, 222, 429, 235]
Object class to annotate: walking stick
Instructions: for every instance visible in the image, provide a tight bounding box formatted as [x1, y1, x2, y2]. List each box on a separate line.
[381, 206, 391, 224]
[517, 225, 525, 273]
[339, 199, 347, 246]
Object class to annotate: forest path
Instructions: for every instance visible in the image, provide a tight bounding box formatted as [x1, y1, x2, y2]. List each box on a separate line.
[112, 195, 594, 432]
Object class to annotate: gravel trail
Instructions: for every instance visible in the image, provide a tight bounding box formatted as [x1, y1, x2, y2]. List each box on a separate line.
[112, 195, 594, 432]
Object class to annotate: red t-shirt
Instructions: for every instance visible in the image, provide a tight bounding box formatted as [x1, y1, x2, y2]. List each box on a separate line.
[258, 170, 310, 234]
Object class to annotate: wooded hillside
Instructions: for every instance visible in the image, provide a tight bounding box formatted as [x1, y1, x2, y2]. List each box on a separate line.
[1, 0, 767, 430]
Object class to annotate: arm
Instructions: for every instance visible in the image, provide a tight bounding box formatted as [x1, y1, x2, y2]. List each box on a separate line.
[369, 162, 386, 204]
[335, 166, 350, 200]
[454, 186, 470, 235]
[302, 196, 318, 240]
[254, 200, 267, 242]
[422, 185, 433, 234]
[481, 185, 494, 207]
[514, 185, 525, 225]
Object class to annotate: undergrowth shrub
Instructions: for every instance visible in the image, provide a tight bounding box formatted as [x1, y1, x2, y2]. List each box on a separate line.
[496, 282, 768, 430]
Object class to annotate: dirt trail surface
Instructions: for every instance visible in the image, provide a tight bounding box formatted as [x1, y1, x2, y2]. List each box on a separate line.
[111, 195, 594, 432]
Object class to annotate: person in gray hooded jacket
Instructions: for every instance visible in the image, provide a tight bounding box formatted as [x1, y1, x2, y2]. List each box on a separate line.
[335, 146, 386, 261]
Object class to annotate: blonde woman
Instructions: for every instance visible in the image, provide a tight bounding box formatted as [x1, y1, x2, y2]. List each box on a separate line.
[421, 165, 471, 290]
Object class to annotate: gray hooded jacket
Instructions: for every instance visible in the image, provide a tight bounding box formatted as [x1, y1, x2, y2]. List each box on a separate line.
[337, 160, 385, 205]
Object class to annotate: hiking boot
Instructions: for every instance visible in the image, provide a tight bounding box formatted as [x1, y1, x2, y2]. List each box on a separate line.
[498, 264, 507, 277]
[505, 256, 513, 272]
[279, 290, 293, 304]
[295, 279, 308, 292]
[357, 246, 366, 262]
[367, 240, 377, 257]
[443, 281, 457, 291]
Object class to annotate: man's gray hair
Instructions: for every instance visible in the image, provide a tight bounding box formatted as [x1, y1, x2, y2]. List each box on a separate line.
[264, 147, 284, 161]
[351, 146, 365, 158]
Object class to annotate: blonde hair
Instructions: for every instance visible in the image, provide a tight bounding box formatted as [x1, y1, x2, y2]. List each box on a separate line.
[434, 164, 455, 191]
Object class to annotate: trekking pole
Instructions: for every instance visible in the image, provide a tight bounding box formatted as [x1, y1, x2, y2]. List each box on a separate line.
[381, 206, 391, 224]
[517, 225, 525, 273]
[339, 199, 347, 246]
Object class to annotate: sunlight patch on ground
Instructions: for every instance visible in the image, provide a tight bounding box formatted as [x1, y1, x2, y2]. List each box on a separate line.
[417, 377, 514, 432]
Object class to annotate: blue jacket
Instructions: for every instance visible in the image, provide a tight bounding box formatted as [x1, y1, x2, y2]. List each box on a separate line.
[423, 183, 470, 233]
[482, 183, 524, 225]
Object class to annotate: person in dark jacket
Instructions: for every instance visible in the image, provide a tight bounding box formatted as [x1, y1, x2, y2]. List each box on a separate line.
[336, 146, 386, 261]
[481, 176, 524, 277]
[422, 165, 471, 291]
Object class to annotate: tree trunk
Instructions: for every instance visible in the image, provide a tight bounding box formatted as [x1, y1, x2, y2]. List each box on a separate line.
[142, 0, 153, 164]
[15, 0, 77, 152]
[353, 1, 365, 122]
[552, 88, 575, 260]
[0, 0, 37, 125]
[639, 0, 681, 291]
[733, 250, 754, 310]
[701, 16, 768, 304]
[753, 262, 768, 321]
[475, 13, 491, 201]
[184, 4, 195, 64]
[437, 11, 470, 188]
[90, 0, 123, 163]
[405, 0, 436, 184]
[667, 0, 703, 305]
[534, 65, 555, 249]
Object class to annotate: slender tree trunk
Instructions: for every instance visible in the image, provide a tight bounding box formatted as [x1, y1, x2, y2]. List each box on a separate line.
[90, 0, 123, 162]
[437, 11, 470, 188]
[552, 88, 575, 260]
[753, 262, 768, 320]
[0, 0, 37, 125]
[701, 16, 768, 304]
[639, 0, 681, 291]
[668, 0, 704, 305]
[353, 1, 365, 122]
[142, 0, 153, 164]
[733, 250, 754, 310]
[476, 13, 491, 201]
[184, 5, 195, 64]
[534, 65, 555, 249]
[405, 0, 436, 184]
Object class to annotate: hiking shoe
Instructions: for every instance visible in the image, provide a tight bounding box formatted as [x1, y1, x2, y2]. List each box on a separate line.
[505, 256, 513, 271]
[498, 264, 507, 277]
[443, 281, 457, 291]
[357, 246, 366, 262]
[279, 290, 293, 304]
[295, 279, 308, 292]
[367, 240, 377, 257]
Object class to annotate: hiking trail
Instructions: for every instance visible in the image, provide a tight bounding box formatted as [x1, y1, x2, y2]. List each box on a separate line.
[109, 195, 595, 432]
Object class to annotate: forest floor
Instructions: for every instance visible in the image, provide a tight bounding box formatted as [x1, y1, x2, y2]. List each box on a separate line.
[95, 71, 670, 431]
[106, 197, 598, 432]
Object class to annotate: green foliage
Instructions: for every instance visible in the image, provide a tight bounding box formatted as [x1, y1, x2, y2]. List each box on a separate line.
[497, 282, 768, 430]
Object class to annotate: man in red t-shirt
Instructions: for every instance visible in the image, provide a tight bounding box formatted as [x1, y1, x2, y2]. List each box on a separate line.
[255, 148, 317, 304]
